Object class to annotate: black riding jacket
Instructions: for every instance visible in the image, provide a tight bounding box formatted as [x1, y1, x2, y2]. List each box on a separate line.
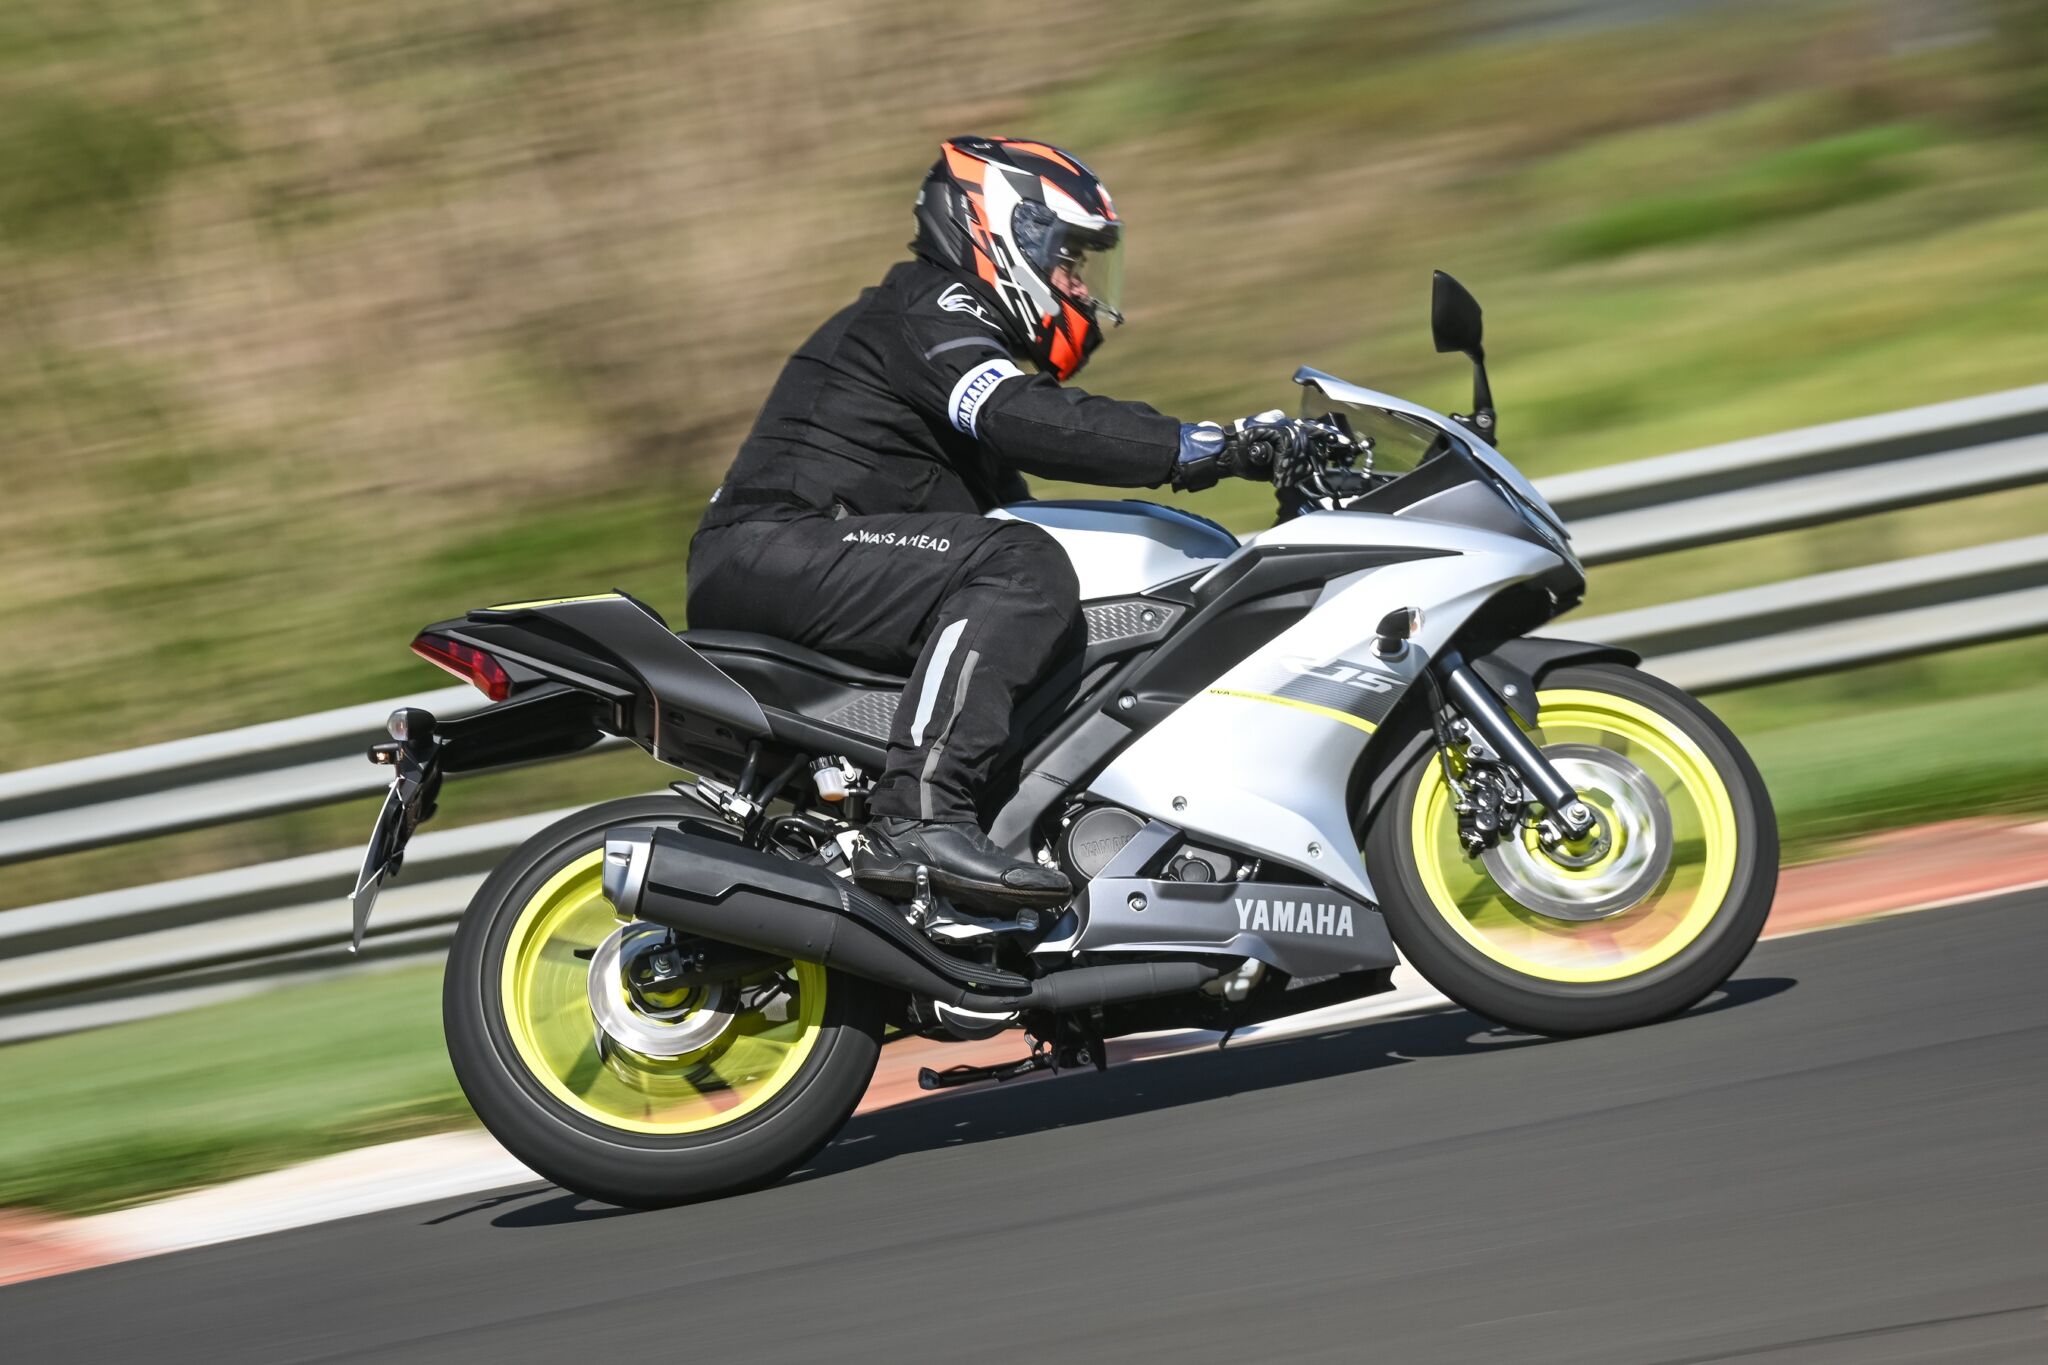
[699, 259, 1182, 529]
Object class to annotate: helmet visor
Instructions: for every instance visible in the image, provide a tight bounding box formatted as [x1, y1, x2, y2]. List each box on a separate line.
[1014, 202, 1124, 325]
[1056, 228, 1122, 329]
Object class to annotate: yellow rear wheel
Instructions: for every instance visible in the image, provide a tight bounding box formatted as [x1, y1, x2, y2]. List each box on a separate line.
[498, 850, 829, 1135]
[444, 797, 883, 1208]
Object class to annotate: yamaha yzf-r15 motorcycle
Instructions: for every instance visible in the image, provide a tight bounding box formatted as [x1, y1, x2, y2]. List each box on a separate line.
[350, 272, 1777, 1207]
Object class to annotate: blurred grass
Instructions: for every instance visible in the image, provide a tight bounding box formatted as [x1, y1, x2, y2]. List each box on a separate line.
[1726, 656, 2048, 852]
[0, 91, 198, 247]
[1543, 122, 1935, 261]
[0, 963, 464, 1214]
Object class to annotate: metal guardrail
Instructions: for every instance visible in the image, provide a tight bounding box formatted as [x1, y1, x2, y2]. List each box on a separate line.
[0, 686, 484, 865]
[4, 384, 2047, 1039]
[1557, 533, 2048, 689]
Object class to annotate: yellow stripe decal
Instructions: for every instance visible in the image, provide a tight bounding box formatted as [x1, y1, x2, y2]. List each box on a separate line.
[486, 592, 624, 611]
[1206, 688, 1377, 735]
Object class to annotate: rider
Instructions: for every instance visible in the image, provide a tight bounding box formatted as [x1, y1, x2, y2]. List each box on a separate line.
[687, 136, 1285, 910]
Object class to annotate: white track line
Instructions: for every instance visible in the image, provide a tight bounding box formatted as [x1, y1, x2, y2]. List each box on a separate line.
[83, 1133, 537, 1260]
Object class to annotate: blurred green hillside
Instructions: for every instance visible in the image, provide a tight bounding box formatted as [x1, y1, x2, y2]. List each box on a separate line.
[4, 0, 2048, 907]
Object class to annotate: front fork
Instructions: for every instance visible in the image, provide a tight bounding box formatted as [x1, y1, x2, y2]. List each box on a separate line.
[1434, 654, 1597, 847]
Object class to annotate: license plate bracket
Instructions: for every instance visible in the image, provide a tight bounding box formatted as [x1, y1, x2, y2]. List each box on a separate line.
[348, 740, 443, 952]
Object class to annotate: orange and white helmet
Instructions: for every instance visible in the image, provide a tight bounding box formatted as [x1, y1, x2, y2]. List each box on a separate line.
[912, 136, 1124, 381]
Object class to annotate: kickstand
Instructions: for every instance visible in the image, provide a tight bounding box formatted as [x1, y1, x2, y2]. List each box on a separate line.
[918, 1051, 1050, 1091]
[1218, 1024, 1239, 1051]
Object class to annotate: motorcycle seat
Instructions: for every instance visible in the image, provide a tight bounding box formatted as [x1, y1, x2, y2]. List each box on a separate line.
[680, 630, 907, 690]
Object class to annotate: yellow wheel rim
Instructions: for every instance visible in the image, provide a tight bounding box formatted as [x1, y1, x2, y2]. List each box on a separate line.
[498, 850, 827, 1134]
[1408, 687, 1739, 984]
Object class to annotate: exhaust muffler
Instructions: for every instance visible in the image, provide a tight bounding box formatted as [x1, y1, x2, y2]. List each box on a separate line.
[602, 826, 1220, 1013]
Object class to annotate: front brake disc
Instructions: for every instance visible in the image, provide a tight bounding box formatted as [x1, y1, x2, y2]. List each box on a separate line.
[1481, 745, 1672, 922]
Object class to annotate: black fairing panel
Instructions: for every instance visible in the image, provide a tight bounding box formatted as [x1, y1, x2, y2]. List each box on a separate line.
[691, 648, 894, 770]
[694, 601, 1189, 779]
[696, 648, 889, 720]
[434, 684, 608, 773]
[1115, 544, 1453, 729]
[1472, 636, 1640, 727]
[453, 596, 770, 761]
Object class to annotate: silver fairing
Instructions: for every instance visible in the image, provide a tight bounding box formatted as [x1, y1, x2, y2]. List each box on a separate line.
[1087, 509, 1563, 914]
[984, 472, 1566, 977]
[1063, 820, 1399, 979]
[991, 500, 1238, 599]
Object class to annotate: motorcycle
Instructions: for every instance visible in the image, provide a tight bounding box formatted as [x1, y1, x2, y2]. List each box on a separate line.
[350, 272, 1776, 1207]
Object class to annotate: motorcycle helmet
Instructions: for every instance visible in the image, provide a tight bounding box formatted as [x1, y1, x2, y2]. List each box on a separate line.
[912, 135, 1124, 381]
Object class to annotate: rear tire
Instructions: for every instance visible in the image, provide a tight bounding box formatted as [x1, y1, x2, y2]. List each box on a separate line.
[444, 796, 885, 1208]
[1365, 664, 1776, 1036]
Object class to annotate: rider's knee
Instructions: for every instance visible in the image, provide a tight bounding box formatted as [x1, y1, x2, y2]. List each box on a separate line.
[977, 521, 1080, 627]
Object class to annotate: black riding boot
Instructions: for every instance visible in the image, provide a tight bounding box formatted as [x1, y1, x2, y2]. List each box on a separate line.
[853, 817, 1071, 910]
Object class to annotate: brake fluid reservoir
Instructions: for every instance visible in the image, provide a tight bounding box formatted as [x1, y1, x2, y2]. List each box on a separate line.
[810, 757, 849, 803]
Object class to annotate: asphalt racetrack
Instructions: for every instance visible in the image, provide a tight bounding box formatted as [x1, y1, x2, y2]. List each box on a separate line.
[9, 891, 2046, 1363]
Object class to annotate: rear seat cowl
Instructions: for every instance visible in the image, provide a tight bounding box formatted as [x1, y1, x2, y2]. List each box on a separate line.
[680, 629, 907, 689]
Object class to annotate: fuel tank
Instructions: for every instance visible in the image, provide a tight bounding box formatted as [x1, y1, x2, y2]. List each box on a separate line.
[990, 500, 1239, 599]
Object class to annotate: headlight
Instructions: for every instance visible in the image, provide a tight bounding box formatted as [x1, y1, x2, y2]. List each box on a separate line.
[1512, 491, 1578, 568]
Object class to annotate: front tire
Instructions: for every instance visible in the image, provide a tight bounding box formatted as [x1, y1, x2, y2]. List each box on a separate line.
[1365, 664, 1777, 1036]
[444, 796, 885, 1208]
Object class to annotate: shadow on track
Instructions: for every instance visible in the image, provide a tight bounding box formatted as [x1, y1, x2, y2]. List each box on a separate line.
[432, 975, 1794, 1228]
[798, 974, 1793, 1185]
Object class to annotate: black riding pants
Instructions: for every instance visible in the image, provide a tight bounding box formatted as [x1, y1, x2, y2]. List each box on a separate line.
[686, 510, 1081, 824]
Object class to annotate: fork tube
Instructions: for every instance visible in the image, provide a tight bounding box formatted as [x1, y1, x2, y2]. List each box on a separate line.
[1438, 659, 1592, 836]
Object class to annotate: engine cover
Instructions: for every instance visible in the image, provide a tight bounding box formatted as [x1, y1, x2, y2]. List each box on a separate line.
[1061, 805, 1245, 885]
[1062, 805, 1147, 881]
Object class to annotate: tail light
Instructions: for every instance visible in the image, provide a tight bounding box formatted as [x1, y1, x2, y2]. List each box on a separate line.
[412, 633, 512, 701]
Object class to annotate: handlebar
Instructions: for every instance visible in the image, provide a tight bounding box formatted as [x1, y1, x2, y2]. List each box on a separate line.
[1271, 417, 1380, 510]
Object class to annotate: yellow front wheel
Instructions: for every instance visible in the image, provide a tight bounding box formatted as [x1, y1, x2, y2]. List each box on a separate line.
[1366, 664, 1776, 1037]
[444, 796, 883, 1208]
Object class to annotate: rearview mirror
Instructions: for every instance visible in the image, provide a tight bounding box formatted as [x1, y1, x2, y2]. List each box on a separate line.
[1431, 270, 1484, 360]
[1431, 270, 1497, 441]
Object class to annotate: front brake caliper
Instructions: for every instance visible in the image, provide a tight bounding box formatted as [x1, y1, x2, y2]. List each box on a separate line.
[1442, 718, 1527, 856]
[1454, 762, 1526, 855]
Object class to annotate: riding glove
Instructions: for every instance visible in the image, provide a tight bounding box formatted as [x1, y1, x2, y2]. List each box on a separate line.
[1172, 415, 1311, 491]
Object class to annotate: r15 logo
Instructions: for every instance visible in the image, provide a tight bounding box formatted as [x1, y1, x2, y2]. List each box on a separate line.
[1279, 655, 1398, 693]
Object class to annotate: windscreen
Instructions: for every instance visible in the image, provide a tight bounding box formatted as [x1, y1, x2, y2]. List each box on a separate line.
[1296, 373, 1570, 541]
[1299, 385, 1447, 479]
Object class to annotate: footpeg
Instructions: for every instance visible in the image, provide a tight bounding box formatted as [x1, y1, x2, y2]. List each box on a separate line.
[915, 1024, 1104, 1089]
[908, 864, 933, 925]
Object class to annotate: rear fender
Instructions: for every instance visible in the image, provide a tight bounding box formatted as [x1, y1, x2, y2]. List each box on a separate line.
[432, 684, 609, 774]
